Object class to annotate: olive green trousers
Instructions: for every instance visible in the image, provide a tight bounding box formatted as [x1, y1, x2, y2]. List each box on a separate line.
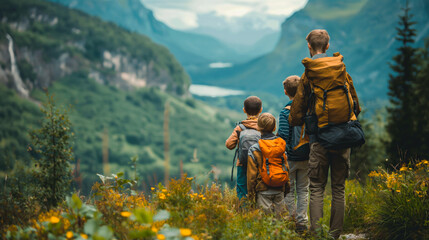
[308, 142, 350, 239]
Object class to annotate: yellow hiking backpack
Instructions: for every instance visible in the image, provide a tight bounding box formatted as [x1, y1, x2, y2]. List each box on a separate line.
[302, 53, 365, 149]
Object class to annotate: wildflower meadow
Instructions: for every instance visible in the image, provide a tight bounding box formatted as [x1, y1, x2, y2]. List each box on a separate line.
[2, 160, 428, 240]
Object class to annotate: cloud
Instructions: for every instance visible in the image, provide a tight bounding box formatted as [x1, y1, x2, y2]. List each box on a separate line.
[142, 0, 308, 30]
[149, 8, 198, 30]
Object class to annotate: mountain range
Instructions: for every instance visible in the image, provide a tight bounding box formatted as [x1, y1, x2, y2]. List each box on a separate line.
[191, 0, 429, 110]
[46, 0, 264, 69]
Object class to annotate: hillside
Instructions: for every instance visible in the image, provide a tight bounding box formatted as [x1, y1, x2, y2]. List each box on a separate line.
[0, 0, 241, 193]
[192, 0, 429, 109]
[0, 0, 190, 96]
[46, 0, 245, 69]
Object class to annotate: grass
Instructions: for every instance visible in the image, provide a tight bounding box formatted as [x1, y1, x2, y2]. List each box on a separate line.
[3, 159, 429, 239]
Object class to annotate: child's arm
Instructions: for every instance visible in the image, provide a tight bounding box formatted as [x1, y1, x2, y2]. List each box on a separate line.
[278, 107, 290, 141]
[289, 74, 311, 126]
[225, 125, 241, 150]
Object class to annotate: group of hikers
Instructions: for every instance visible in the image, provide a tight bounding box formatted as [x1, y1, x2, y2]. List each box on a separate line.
[225, 29, 364, 239]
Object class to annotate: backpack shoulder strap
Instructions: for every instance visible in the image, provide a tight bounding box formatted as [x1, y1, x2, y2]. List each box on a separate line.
[238, 123, 246, 131]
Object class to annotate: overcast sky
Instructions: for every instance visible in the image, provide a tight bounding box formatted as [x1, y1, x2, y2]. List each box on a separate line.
[141, 0, 308, 31]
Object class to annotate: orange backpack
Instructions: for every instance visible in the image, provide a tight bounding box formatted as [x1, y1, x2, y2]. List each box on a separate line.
[258, 137, 290, 187]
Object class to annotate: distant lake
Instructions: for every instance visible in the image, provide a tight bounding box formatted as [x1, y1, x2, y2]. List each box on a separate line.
[189, 84, 245, 97]
[209, 62, 233, 68]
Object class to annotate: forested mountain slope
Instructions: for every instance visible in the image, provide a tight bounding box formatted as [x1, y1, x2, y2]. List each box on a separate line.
[47, 0, 243, 68]
[0, 0, 240, 192]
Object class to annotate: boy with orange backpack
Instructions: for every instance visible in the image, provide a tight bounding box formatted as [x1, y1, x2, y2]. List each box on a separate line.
[247, 113, 290, 215]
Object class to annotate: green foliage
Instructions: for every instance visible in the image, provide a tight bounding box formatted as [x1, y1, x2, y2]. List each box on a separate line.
[386, 2, 420, 166]
[150, 176, 305, 240]
[350, 109, 386, 181]
[0, 163, 40, 234]
[28, 74, 236, 193]
[29, 92, 73, 209]
[341, 161, 429, 240]
[17, 59, 37, 83]
[0, 85, 41, 171]
[413, 38, 429, 159]
[367, 162, 429, 240]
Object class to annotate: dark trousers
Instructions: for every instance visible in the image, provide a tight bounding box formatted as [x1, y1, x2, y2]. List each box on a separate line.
[308, 142, 350, 239]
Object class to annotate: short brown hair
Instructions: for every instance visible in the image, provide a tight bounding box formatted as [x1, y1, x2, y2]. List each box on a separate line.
[306, 29, 330, 53]
[258, 113, 276, 133]
[283, 75, 300, 97]
[244, 96, 262, 115]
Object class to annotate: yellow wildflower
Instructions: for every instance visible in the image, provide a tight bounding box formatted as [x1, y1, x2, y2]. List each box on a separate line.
[162, 189, 167, 193]
[422, 160, 429, 165]
[202, 197, 206, 200]
[157, 234, 166, 240]
[151, 187, 155, 191]
[192, 235, 200, 240]
[50, 216, 60, 224]
[81, 233, 88, 239]
[151, 226, 158, 233]
[396, 190, 400, 193]
[66, 231, 73, 239]
[187, 177, 193, 181]
[399, 166, 408, 171]
[180, 228, 192, 237]
[159, 193, 166, 200]
[121, 211, 132, 217]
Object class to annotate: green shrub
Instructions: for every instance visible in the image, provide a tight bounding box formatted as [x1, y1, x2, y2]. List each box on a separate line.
[29, 92, 74, 210]
[367, 161, 429, 239]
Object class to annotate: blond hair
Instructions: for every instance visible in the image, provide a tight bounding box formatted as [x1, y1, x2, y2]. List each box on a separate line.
[306, 29, 330, 53]
[283, 75, 300, 97]
[258, 113, 276, 133]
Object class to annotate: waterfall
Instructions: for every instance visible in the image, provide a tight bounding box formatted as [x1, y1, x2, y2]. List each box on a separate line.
[6, 34, 29, 98]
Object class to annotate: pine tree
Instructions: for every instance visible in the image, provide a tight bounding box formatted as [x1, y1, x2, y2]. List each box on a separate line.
[414, 38, 429, 159]
[386, 1, 418, 167]
[30, 92, 73, 209]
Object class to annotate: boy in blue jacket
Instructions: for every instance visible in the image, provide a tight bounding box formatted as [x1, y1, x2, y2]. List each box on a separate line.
[278, 75, 310, 233]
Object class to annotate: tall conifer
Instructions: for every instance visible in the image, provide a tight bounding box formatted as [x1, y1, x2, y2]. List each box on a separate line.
[414, 39, 429, 159]
[386, 1, 418, 167]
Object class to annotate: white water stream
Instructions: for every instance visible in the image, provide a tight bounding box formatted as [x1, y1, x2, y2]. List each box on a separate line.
[6, 34, 29, 98]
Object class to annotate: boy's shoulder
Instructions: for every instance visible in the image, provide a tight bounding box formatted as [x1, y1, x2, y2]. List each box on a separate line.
[280, 103, 292, 116]
[240, 119, 258, 130]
